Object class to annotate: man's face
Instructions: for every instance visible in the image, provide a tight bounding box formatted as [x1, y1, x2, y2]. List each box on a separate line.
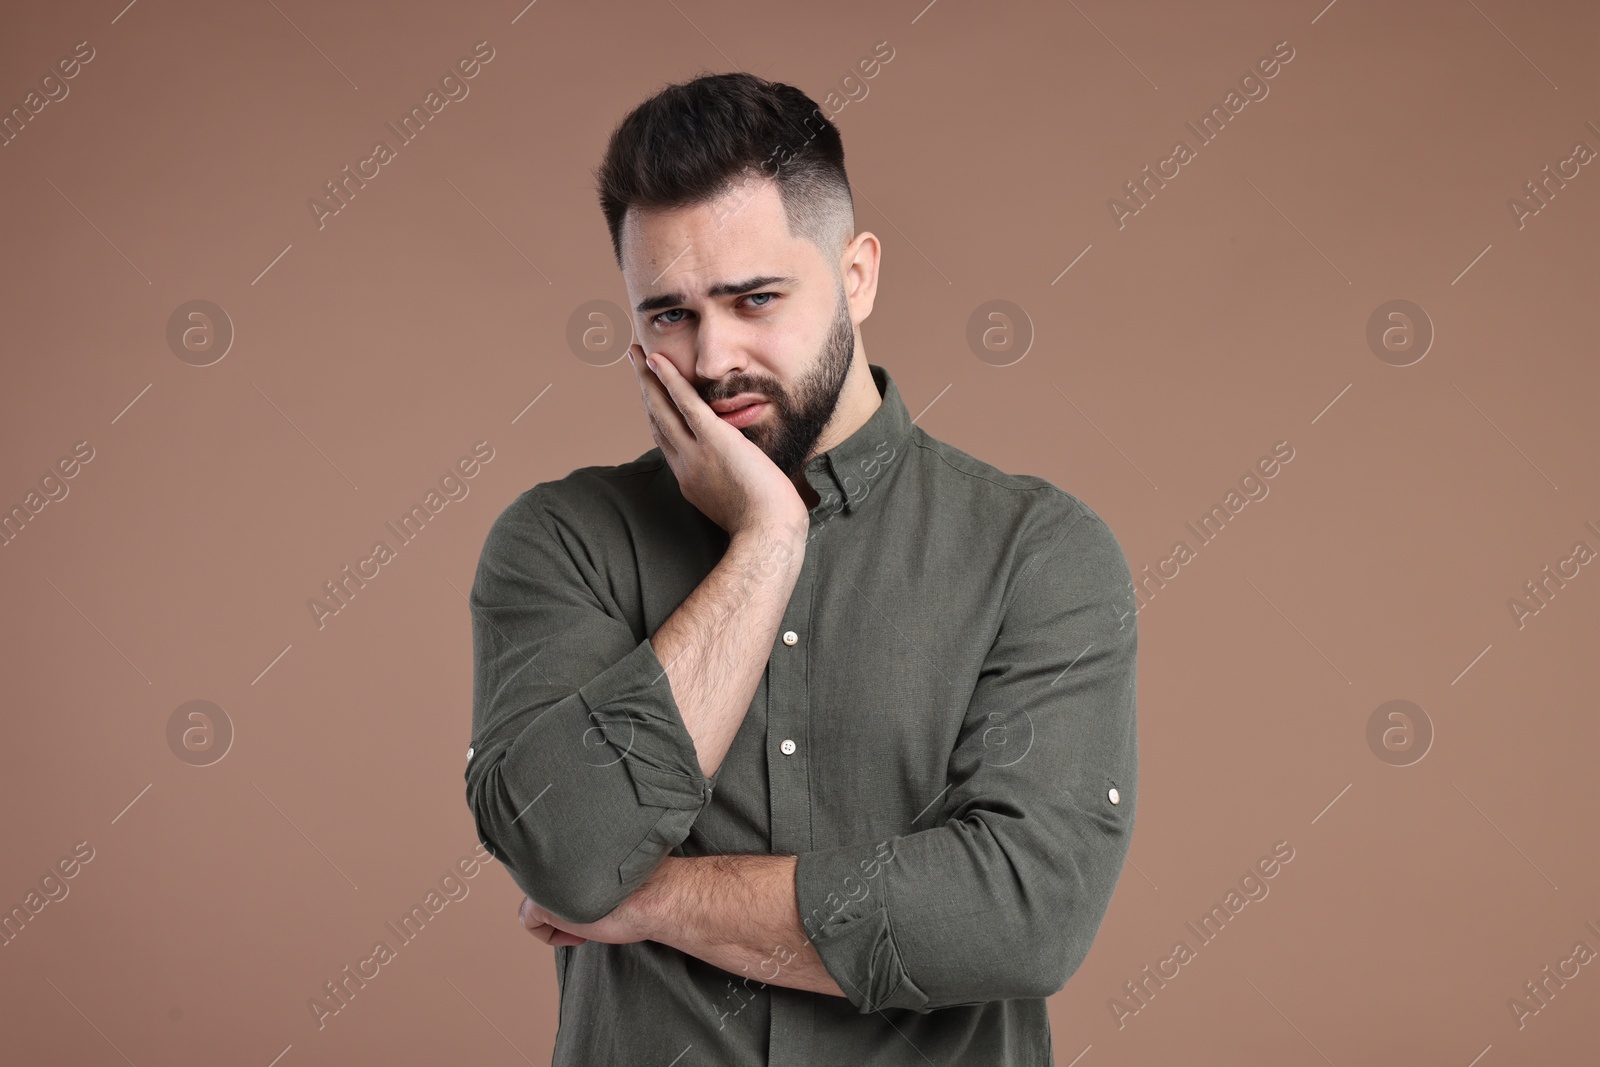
[620, 177, 857, 479]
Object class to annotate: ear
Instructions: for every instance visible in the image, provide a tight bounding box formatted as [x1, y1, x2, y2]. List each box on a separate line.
[840, 230, 881, 325]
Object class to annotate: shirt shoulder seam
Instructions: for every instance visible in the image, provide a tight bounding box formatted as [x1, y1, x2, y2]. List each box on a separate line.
[908, 432, 1097, 521]
[513, 453, 667, 529]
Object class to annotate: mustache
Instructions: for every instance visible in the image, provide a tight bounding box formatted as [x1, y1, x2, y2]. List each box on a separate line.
[702, 378, 784, 405]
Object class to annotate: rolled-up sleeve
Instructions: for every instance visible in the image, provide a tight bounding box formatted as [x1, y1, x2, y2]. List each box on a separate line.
[465, 486, 714, 925]
[794, 498, 1138, 1013]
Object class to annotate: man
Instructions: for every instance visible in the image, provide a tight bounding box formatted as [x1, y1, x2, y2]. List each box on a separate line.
[465, 71, 1138, 1065]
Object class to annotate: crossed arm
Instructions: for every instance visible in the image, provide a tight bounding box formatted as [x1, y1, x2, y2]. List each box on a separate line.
[518, 852, 848, 999]
[471, 488, 844, 995]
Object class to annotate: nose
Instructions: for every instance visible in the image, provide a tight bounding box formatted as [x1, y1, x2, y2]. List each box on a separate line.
[692, 308, 750, 384]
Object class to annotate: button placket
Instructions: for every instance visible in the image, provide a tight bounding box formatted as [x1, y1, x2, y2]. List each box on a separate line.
[766, 551, 814, 857]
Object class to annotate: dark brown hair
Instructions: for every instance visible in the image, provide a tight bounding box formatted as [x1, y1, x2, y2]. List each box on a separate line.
[595, 72, 854, 267]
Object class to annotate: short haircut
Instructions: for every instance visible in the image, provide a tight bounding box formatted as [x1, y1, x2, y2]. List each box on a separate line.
[595, 71, 855, 267]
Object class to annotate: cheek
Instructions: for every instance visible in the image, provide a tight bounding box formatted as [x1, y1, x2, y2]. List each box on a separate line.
[639, 337, 692, 374]
[664, 351, 703, 380]
[773, 317, 816, 354]
[753, 322, 821, 383]
[783, 297, 841, 352]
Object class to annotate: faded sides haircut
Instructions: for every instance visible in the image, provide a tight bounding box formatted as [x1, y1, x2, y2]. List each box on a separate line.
[595, 71, 856, 267]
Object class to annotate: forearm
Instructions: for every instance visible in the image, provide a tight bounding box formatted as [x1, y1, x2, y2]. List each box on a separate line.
[652, 521, 805, 778]
[646, 854, 846, 999]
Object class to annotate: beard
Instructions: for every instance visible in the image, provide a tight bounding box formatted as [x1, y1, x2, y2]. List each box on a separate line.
[700, 283, 856, 479]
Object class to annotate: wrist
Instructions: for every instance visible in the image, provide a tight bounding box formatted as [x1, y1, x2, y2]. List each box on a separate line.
[730, 518, 807, 572]
[637, 855, 683, 944]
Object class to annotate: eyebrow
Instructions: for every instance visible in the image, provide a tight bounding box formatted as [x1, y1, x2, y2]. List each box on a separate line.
[634, 275, 798, 315]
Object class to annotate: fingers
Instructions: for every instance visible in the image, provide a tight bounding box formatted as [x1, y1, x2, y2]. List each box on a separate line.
[630, 344, 686, 458]
[642, 348, 711, 439]
[519, 897, 587, 947]
[531, 923, 587, 947]
[529, 922, 585, 947]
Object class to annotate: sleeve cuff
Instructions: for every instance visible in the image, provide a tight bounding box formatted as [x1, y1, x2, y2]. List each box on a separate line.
[796, 840, 931, 1014]
[577, 636, 712, 812]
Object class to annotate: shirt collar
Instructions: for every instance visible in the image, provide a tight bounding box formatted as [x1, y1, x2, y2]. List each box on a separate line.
[802, 362, 912, 519]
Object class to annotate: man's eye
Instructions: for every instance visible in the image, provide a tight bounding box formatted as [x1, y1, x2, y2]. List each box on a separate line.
[651, 293, 777, 326]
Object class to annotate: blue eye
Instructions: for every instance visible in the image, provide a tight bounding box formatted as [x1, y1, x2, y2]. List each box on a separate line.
[650, 292, 778, 327]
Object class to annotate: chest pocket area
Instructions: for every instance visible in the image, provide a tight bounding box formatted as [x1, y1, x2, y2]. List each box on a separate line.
[810, 583, 972, 835]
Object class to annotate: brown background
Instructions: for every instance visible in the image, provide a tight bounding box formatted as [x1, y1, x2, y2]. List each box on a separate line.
[2, 0, 1596, 1063]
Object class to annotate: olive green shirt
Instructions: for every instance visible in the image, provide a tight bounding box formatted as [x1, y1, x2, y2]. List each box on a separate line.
[466, 362, 1139, 1066]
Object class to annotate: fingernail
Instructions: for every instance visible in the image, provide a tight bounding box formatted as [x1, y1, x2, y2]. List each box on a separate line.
[627, 349, 635, 367]
[645, 356, 656, 374]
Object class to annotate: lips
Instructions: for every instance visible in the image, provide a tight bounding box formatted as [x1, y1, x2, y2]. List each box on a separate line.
[714, 400, 768, 429]
[710, 395, 765, 413]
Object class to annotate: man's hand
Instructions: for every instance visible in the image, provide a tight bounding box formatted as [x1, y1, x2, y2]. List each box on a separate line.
[517, 857, 675, 949]
[628, 344, 808, 538]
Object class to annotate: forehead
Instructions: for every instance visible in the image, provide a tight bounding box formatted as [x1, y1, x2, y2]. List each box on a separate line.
[620, 178, 823, 296]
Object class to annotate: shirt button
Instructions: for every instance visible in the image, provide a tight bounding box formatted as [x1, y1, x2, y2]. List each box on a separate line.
[1108, 787, 1121, 805]
[466, 746, 475, 761]
[780, 739, 797, 755]
[782, 630, 799, 646]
